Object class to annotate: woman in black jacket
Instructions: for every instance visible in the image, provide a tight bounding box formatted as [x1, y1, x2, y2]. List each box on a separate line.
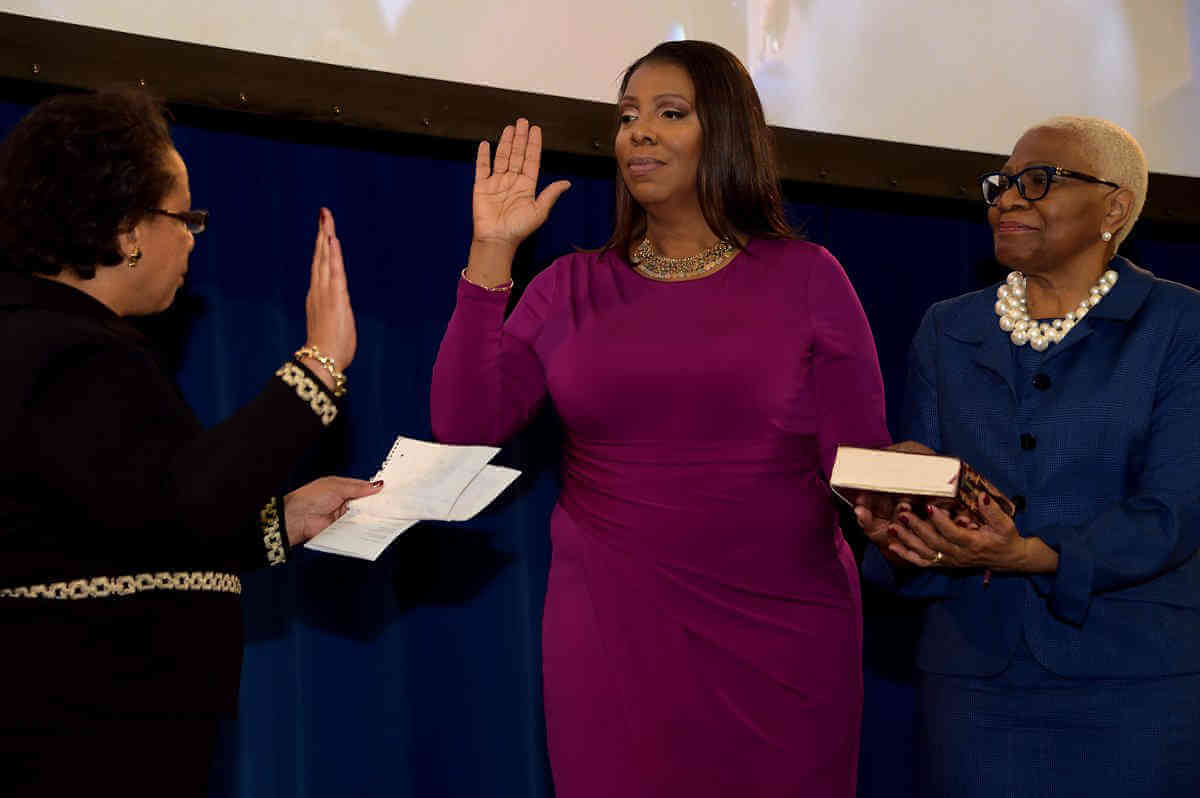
[0, 89, 379, 795]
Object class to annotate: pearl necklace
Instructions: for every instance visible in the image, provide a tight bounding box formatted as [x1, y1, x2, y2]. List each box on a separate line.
[994, 269, 1118, 351]
[630, 237, 736, 281]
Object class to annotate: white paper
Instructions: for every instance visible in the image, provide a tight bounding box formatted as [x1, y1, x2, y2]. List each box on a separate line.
[305, 511, 419, 562]
[445, 466, 521, 521]
[304, 437, 520, 561]
[350, 437, 500, 520]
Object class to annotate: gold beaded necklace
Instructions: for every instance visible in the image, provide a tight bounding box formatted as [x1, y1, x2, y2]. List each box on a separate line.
[630, 236, 737, 281]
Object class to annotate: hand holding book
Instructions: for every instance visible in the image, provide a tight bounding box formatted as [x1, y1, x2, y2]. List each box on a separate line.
[831, 444, 1016, 522]
[836, 443, 1057, 574]
[841, 441, 961, 563]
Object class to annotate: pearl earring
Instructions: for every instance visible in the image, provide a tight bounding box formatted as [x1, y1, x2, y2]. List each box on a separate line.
[127, 248, 143, 268]
[1101, 231, 1113, 243]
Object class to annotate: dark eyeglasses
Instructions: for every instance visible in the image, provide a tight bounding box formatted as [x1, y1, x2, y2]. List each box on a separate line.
[979, 166, 1119, 206]
[149, 208, 209, 234]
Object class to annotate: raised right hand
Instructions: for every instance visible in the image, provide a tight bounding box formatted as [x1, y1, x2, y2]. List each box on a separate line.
[472, 118, 571, 251]
[304, 207, 356, 370]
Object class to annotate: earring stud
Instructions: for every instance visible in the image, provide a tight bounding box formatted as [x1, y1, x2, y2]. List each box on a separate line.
[127, 248, 143, 268]
[1101, 231, 1113, 242]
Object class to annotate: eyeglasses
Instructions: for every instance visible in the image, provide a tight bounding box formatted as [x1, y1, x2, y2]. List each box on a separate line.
[979, 166, 1119, 206]
[149, 208, 209, 234]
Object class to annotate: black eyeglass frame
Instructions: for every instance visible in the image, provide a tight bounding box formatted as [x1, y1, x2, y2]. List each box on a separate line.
[979, 165, 1120, 206]
[149, 208, 209, 234]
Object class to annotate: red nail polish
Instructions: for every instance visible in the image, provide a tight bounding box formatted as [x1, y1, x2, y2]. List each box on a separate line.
[370, 480, 383, 488]
[982, 494, 991, 506]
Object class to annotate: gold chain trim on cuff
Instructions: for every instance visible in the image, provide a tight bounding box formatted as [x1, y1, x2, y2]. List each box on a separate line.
[0, 571, 242, 600]
[294, 346, 347, 397]
[260, 497, 286, 566]
[275, 362, 338, 426]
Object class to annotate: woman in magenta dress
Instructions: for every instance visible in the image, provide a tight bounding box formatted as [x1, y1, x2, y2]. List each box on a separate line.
[432, 41, 888, 797]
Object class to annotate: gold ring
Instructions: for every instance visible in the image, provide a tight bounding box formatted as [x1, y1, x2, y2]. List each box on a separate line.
[932, 551, 944, 564]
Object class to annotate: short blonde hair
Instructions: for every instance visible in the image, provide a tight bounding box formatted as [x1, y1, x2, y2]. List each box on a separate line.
[1032, 116, 1148, 250]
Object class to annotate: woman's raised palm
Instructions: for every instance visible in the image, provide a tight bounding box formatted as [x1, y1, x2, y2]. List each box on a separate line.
[473, 118, 571, 247]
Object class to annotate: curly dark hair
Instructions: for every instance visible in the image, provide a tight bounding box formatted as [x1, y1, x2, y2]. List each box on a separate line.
[604, 40, 794, 258]
[0, 89, 176, 278]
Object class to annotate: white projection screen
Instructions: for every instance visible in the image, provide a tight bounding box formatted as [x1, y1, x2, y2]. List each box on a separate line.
[7, 0, 1200, 177]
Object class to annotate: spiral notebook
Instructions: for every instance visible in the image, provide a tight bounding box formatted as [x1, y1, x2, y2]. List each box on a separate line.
[305, 436, 522, 561]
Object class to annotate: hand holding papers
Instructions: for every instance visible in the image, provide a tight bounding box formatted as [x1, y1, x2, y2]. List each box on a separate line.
[305, 437, 521, 560]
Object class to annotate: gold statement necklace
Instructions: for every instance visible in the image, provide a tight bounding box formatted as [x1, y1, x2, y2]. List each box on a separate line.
[630, 236, 737, 281]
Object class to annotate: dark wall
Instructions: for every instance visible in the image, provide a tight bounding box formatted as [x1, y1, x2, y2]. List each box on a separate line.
[3, 90, 1196, 798]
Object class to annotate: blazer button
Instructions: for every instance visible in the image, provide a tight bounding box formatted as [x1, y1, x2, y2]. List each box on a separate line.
[1013, 495, 1027, 512]
[1020, 433, 1037, 450]
[1032, 373, 1052, 390]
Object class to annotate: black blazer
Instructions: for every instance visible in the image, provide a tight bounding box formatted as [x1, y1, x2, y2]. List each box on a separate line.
[0, 272, 341, 723]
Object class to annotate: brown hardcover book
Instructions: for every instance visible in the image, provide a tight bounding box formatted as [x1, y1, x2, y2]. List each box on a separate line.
[829, 446, 1016, 519]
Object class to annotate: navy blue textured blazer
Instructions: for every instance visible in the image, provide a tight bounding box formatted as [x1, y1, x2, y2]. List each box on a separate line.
[863, 257, 1200, 678]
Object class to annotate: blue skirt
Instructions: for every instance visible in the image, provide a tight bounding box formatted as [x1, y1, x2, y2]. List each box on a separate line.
[918, 639, 1200, 798]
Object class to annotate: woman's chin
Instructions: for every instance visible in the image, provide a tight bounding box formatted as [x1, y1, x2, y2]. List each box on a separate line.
[628, 185, 675, 209]
[993, 242, 1039, 273]
[153, 287, 181, 314]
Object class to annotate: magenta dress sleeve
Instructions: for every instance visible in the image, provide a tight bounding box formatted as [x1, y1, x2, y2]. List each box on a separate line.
[430, 268, 557, 445]
[806, 247, 892, 477]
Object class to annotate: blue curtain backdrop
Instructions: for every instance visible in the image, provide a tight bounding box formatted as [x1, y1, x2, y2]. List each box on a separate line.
[3, 91, 1197, 798]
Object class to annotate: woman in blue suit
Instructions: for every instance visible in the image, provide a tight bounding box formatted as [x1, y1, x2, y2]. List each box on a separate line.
[858, 116, 1200, 797]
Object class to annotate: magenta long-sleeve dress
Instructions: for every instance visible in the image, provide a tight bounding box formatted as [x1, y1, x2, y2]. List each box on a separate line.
[432, 239, 889, 797]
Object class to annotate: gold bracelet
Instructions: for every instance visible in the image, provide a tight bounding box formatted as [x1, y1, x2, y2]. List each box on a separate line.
[294, 345, 347, 397]
[461, 267, 513, 293]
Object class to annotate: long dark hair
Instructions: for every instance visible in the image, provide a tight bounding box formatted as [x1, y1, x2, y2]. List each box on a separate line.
[603, 40, 794, 258]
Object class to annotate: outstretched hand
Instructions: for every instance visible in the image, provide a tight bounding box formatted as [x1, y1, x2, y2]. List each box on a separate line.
[304, 208, 356, 370]
[853, 493, 909, 568]
[283, 476, 383, 546]
[852, 440, 939, 566]
[854, 445, 1058, 574]
[472, 118, 571, 250]
[884, 494, 1036, 572]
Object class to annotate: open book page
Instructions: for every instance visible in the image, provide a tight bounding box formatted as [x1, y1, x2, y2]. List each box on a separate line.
[350, 436, 500, 520]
